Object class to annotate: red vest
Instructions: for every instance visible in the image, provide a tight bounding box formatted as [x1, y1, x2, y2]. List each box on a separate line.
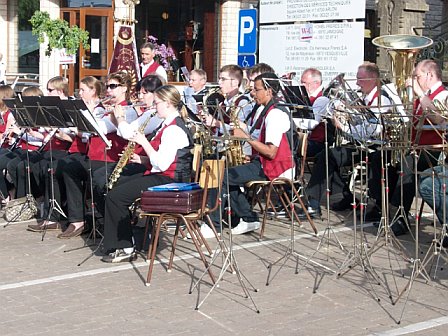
[0, 110, 11, 148]
[412, 85, 447, 146]
[256, 104, 294, 180]
[308, 91, 326, 143]
[68, 135, 88, 154]
[142, 61, 162, 78]
[144, 120, 175, 177]
[88, 101, 128, 162]
[17, 128, 42, 151]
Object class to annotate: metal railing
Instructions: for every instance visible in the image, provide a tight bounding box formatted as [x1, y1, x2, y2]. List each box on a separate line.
[413, 20, 448, 67]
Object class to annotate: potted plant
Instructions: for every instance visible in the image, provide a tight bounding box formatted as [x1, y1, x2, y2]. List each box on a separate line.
[30, 11, 89, 58]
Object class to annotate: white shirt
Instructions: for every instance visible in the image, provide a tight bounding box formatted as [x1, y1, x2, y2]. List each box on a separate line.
[117, 108, 163, 139]
[149, 113, 190, 173]
[257, 106, 295, 179]
[141, 60, 168, 82]
[339, 86, 391, 140]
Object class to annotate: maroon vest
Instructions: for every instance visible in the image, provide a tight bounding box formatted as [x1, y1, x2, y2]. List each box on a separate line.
[88, 100, 128, 162]
[0, 110, 11, 148]
[308, 90, 326, 143]
[412, 85, 446, 146]
[256, 104, 294, 180]
[142, 61, 162, 78]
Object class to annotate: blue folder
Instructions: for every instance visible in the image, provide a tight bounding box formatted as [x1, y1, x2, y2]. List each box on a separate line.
[147, 182, 201, 192]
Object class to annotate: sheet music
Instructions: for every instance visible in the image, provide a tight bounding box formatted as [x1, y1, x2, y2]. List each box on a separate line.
[80, 108, 112, 148]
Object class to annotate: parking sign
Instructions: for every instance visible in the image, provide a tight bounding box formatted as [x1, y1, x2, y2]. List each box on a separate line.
[238, 9, 257, 54]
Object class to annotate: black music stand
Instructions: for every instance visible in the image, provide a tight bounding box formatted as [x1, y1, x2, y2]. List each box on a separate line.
[61, 99, 111, 266]
[3, 97, 38, 226]
[282, 85, 313, 119]
[20, 96, 77, 239]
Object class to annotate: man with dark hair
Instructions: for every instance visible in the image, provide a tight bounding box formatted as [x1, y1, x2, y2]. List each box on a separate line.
[202, 72, 296, 236]
[140, 42, 167, 81]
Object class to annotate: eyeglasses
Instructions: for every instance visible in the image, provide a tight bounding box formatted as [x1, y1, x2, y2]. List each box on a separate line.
[106, 83, 121, 90]
[218, 77, 233, 82]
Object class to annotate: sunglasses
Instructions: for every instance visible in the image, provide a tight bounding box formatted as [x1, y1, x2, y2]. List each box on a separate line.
[47, 88, 55, 93]
[106, 83, 121, 90]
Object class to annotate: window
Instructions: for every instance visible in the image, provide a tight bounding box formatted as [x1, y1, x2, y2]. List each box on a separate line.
[61, 0, 112, 7]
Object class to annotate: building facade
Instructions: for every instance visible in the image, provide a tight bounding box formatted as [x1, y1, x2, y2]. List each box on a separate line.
[0, 0, 447, 92]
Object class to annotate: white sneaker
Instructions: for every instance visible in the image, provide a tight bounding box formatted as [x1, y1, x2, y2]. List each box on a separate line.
[231, 220, 260, 235]
[187, 222, 217, 239]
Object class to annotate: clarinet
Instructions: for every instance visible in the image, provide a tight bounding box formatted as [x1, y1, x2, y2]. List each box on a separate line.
[105, 110, 156, 190]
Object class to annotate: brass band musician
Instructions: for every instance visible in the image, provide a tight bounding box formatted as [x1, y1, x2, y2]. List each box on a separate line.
[299, 62, 392, 217]
[204, 72, 296, 236]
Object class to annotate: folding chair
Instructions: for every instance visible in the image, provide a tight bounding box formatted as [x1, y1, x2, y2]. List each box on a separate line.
[140, 159, 224, 286]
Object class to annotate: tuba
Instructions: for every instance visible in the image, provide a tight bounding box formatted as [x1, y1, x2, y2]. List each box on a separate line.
[372, 34, 433, 161]
[372, 34, 433, 106]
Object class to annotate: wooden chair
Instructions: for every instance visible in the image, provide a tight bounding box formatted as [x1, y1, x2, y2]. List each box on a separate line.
[140, 159, 225, 286]
[245, 131, 318, 239]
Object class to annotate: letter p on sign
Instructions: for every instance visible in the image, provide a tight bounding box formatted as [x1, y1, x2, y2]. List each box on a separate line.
[238, 9, 257, 54]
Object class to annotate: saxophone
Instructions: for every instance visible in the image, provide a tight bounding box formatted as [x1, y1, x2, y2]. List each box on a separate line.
[106, 110, 155, 190]
[226, 93, 248, 167]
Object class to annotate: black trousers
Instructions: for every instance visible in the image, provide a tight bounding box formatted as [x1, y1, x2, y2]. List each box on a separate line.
[0, 148, 19, 197]
[306, 146, 358, 206]
[61, 156, 106, 223]
[208, 159, 266, 230]
[103, 173, 173, 250]
[37, 152, 87, 221]
[93, 162, 147, 218]
[389, 149, 440, 213]
[7, 150, 43, 198]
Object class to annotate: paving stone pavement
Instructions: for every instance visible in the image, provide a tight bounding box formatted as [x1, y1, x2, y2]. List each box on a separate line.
[0, 206, 447, 336]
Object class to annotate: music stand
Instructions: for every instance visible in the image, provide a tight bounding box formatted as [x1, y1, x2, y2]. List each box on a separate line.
[282, 85, 313, 119]
[2, 97, 38, 226]
[60, 99, 111, 265]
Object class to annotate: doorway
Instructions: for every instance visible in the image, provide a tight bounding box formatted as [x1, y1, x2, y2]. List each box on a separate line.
[61, 8, 113, 95]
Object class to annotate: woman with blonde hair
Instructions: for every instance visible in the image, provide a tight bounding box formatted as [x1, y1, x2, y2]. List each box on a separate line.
[102, 85, 193, 262]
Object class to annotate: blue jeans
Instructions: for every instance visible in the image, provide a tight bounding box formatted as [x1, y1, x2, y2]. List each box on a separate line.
[419, 165, 448, 225]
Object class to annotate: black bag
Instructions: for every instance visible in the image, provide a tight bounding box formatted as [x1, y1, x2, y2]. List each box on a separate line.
[4, 195, 38, 222]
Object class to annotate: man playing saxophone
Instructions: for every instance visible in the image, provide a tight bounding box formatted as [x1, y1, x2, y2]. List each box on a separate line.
[203, 64, 253, 135]
[198, 72, 296, 237]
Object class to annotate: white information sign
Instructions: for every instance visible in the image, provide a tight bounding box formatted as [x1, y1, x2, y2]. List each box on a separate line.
[260, 0, 365, 24]
[57, 48, 76, 65]
[259, 22, 364, 84]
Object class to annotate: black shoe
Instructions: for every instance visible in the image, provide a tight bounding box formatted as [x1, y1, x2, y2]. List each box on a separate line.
[390, 218, 409, 237]
[296, 206, 321, 219]
[266, 205, 286, 218]
[330, 197, 357, 211]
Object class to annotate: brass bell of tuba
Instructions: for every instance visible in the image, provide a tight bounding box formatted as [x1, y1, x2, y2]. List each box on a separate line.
[372, 34, 433, 106]
[372, 34, 433, 164]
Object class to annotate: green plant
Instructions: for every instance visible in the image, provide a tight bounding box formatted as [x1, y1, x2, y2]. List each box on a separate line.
[30, 11, 90, 57]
